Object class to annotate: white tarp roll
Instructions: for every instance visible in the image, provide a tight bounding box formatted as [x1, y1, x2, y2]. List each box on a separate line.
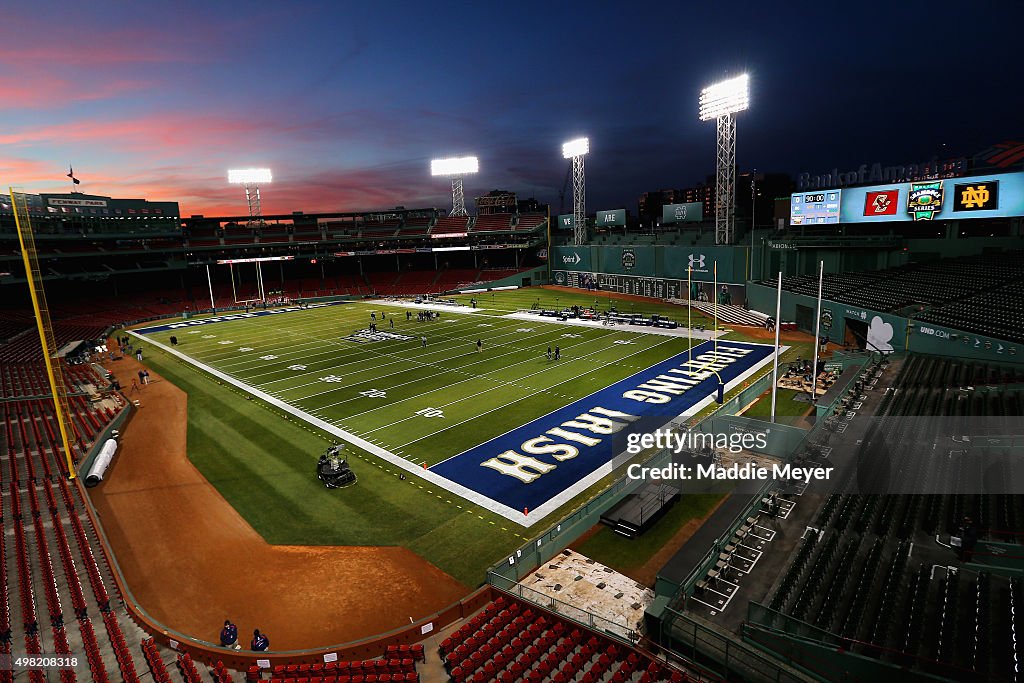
[85, 438, 118, 487]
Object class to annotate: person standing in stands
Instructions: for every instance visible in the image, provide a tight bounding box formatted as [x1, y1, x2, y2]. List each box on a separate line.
[959, 516, 978, 562]
[220, 620, 239, 650]
[250, 629, 269, 652]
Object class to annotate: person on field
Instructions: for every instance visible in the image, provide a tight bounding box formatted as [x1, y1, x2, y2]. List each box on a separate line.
[546, 346, 552, 361]
[220, 620, 239, 649]
[477, 339, 482, 352]
[251, 629, 269, 652]
[389, 318, 394, 329]
[554, 346, 560, 361]
[421, 336, 427, 347]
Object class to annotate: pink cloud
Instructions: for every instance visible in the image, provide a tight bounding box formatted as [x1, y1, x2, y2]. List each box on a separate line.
[0, 158, 59, 185]
[0, 14, 208, 67]
[0, 75, 150, 110]
[0, 114, 279, 151]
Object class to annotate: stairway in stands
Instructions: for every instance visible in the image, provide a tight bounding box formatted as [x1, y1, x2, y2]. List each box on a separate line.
[665, 299, 768, 327]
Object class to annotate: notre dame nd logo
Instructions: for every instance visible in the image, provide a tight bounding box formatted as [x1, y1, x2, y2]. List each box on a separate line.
[906, 181, 944, 221]
[953, 181, 999, 212]
[621, 249, 636, 270]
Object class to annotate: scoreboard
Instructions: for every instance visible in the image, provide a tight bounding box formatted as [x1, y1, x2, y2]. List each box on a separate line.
[790, 190, 842, 225]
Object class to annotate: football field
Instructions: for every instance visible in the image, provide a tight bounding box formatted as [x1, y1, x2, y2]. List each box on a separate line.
[132, 296, 774, 524]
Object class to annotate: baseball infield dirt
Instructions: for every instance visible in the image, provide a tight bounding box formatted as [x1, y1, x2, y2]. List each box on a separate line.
[88, 345, 469, 651]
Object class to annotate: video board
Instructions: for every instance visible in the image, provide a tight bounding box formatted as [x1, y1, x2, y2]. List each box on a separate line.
[790, 190, 842, 225]
[837, 171, 1024, 222]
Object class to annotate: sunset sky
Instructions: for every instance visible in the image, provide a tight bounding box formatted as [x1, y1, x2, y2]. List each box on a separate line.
[3, 1, 1021, 216]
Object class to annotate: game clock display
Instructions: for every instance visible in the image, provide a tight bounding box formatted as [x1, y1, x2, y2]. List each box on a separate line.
[790, 190, 842, 225]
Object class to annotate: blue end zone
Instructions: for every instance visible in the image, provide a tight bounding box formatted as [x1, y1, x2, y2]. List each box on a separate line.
[431, 340, 775, 514]
[133, 300, 352, 334]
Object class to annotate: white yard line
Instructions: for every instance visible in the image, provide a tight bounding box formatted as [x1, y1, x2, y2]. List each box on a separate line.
[356, 333, 666, 433]
[380, 336, 678, 441]
[281, 322, 589, 401]
[307, 328, 639, 414]
[195, 311, 554, 381]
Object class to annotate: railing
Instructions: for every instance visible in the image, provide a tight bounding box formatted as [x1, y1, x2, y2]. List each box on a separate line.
[743, 602, 987, 682]
[656, 607, 811, 683]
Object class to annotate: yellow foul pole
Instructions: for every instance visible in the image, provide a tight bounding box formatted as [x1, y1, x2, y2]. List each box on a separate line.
[10, 188, 78, 478]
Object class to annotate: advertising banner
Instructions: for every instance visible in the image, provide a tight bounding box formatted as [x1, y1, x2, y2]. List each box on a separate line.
[595, 208, 626, 228]
[661, 202, 704, 224]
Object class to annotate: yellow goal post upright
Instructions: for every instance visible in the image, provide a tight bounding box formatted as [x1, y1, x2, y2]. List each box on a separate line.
[10, 187, 79, 479]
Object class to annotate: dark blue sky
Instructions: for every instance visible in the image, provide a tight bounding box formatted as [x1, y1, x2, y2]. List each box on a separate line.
[3, 0, 1021, 214]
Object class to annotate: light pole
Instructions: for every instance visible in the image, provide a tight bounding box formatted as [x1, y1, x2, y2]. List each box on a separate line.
[562, 137, 589, 246]
[431, 156, 479, 217]
[699, 74, 749, 245]
[228, 168, 272, 231]
[228, 168, 273, 304]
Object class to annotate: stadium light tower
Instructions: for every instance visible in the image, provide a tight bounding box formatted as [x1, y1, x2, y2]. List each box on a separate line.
[562, 137, 589, 246]
[699, 74, 749, 245]
[431, 156, 479, 217]
[228, 168, 272, 230]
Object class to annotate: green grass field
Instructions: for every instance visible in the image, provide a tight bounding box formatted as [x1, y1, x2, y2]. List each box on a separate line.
[133, 288, 801, 585]
[138, 298, 705, 467]
[741, 388, 814, 420]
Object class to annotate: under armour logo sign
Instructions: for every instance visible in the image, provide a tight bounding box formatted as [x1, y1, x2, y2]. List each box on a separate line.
[688, 254, 706, 268]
